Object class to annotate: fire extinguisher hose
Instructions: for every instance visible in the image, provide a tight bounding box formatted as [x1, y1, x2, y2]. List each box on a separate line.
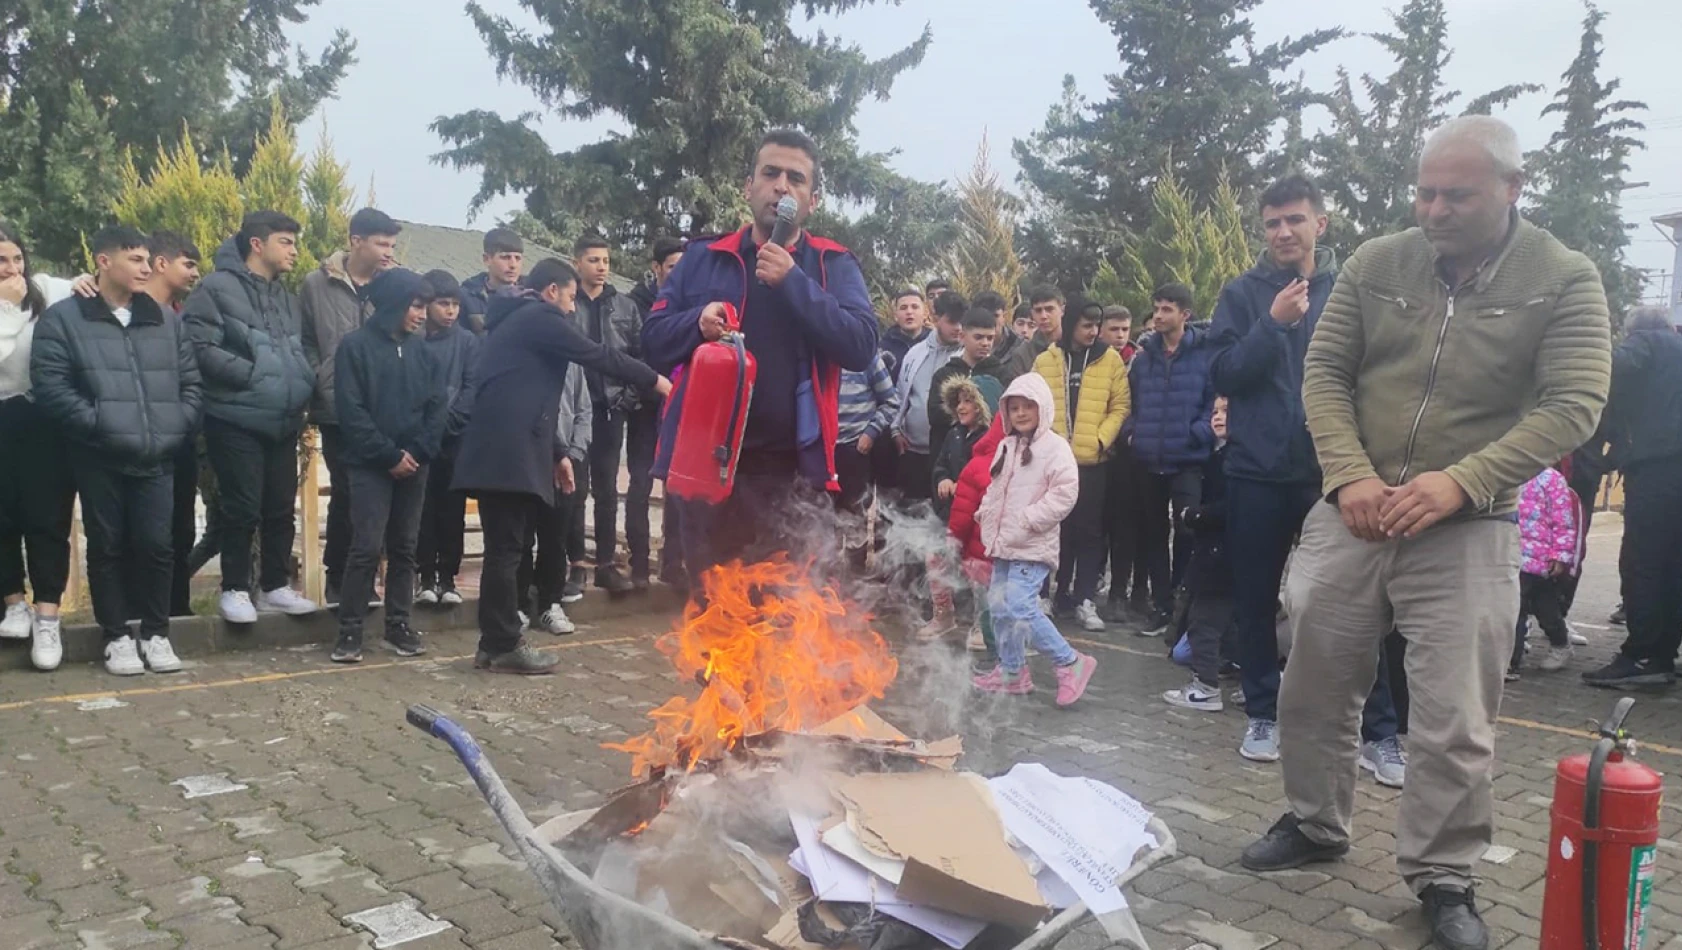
[1581, 696, 1637, 950]
[713, 333, 748, 484]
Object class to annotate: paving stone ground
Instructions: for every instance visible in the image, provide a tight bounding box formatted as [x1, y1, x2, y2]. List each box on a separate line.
[2, 517, 1678, 949]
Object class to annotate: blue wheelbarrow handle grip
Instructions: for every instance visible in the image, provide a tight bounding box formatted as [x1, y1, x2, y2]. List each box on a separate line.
[406, 704, 488, 777]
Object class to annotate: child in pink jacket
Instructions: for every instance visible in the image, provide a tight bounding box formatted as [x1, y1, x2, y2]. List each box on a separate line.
[1509, 462, 1581, 679]
[972, 373, 1098, 706]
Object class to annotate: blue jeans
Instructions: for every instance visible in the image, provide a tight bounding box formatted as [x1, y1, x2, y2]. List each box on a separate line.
[1227, 477, 1320, 722]
[990, 560, 1078, 672]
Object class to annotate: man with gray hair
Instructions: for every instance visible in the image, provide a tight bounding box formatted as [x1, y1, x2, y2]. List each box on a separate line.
[1587, 304, 1682, 688]
[1240, 115, 1612, 950]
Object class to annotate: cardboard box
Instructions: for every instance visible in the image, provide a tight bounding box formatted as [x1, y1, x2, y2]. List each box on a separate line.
[833, 771, 1047, 929]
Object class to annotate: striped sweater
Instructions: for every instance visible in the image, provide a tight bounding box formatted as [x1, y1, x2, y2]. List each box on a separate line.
[837, 352, 900, 444]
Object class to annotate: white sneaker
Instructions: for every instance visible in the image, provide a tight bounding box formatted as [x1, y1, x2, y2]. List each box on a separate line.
[517, 610, 530, 629]
[415, 586, 439, 605]
[219, 590, 258, 624]
[536, 604, 576, 635]
[1, 601, 32, 639]
[439, 587, 463, 606]
[104, 637, 144, 676]
[1360, 736, 1407, 788]
[139, 637, 182, 673]
[1076, 600, 1105, 632]
[1567, 622, 1589, 646]
[31, 615, 62, 671]
[966, 625, 987, 653]
[1163, 678, 1223, 712]
[257, 587, 319, 616]
[1539, 645, 1574, 672]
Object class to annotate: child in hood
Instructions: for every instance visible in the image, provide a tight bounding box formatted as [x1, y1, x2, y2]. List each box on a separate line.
[1509, 461, 1582, 679]
[971, 373, 1098, 706]
[917, 373, 1002, 642]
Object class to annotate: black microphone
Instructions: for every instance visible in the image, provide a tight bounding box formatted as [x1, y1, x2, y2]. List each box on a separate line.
[768, 195, 798, 247]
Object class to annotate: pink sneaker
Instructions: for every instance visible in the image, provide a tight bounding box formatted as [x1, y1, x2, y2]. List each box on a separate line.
[972, 665, 1034, 695]
[1053, 653, 1097, 707]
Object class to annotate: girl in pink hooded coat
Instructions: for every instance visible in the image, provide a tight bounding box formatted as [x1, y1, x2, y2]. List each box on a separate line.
[972, 373, 1099, 706]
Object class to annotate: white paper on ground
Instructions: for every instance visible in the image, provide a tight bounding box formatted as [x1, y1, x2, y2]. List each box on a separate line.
[987, 763, 1157, 935]
[787, 809, 987, 949]
[819, 820, 905, 885]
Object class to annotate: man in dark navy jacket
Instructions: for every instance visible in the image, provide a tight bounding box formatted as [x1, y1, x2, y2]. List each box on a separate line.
[642, 129, 878, 585]
[453, 260, 669, 674]
[1209, 175, 1350, 764]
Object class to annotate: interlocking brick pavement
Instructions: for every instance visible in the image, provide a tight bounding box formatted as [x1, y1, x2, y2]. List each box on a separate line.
[1, 518, 1677, 949]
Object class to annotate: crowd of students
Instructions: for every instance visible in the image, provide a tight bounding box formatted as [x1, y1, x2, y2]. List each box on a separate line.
[0, 209, 679, 676]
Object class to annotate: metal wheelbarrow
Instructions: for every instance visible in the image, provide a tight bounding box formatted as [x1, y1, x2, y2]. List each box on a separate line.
[407, 703, 1179, 950]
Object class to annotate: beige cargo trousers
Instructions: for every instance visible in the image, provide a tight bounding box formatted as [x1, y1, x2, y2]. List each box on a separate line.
[1278, 501, 1520, 892]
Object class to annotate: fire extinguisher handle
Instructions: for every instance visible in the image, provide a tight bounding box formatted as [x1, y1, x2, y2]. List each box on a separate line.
[719, 302, 741, 333]
[1596, 696, 1635, 741]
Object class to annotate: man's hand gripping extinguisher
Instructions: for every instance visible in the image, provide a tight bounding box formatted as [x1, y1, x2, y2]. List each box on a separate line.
[1540, 697, 1664, 950]
[664, 303, 756, 505]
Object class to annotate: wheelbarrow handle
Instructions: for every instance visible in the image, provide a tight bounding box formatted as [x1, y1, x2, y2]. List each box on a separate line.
[407, 703, 443, 733]
[405, 703, 488, 778]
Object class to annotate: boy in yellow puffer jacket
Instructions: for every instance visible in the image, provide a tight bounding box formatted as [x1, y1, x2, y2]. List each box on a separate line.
[1033, 301, 1131, 630]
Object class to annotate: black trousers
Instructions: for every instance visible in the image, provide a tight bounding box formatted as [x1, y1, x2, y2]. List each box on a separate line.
[1226, 477, 1320, 724]
[185, 434, 220, 575]
[416, 451, 467, 588]
[835, 439, 874, 513]
[1558, 469, 1601, 616]
[1185, 590, 1233, 686]
[675, 470, 836, 589]
[1101, 452, 1145, 607]
[170, 438, 198, 616]
[1618, 456, 1682, 669]
[338, 465, 427, 638]
[1513, 572, 1569, 668]
[576, 405, 658, 577]
[478, 492, 545, 655]
[0, 397, 75, 604]
[869, 436, 899, 495]
[1055, 465, 1109, 605]
[204, 416, 298, 593]
[76, 460, 174, 642]
[1139, 468, 1202, 613]
[318, 424, 353, 590]
[519, 487, 576, 612]
[896, 450, 933, 503]
[658, 492, 684, 583]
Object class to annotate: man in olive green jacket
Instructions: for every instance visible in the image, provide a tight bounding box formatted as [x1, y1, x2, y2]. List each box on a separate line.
[1240, 116, 1611, 950]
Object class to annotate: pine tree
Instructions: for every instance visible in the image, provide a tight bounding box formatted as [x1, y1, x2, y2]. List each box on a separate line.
[302, 126, 357, 266]
[1120, 164, 1252, 321]
[1527, 3, 1645, 321]
[240, 100, 318, 280]
[945, 133, 1024, 307]
[1016, 0, 1339, 286]
[432, 0, 932, 248]
[0, 0, 352, 263]
[110, 126, 244, 262]
[1308, 0, 1537, 241]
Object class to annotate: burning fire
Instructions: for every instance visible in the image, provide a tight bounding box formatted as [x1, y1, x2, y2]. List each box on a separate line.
[607, 555, 899, 776]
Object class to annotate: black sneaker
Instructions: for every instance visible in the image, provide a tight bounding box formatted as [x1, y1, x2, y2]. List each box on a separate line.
[1138, 608, 1173, 638]
[474, 641, 560, 675]
[1099, 600, 1133, 625]
[330, 634, 363, 664]
[596, 566, 634, 595]
[1240, 813, 1348, 872]
[630, 571, 651, 593]
[384, 623, 427, 657]
[1581, 654, 1675, 688]
[561, 567, 587, 604]
[1609, 602, 1626, 626]
[1420, 885, 1488, 950]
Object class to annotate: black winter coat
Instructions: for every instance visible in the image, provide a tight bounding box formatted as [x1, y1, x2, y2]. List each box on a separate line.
[333, 274, 449, 471]
[182, 239, 314, 440]
[30, 293, 202, 473]
[451, 292, 659, 505]
[422, 320, 479, 445]
[1607, 326, 1682, 469]
[1182, 446, 1231, 597]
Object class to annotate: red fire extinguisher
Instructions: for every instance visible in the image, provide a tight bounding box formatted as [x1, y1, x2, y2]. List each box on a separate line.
[1540, 697, 1664, 950]
[664, 302, 756, 505]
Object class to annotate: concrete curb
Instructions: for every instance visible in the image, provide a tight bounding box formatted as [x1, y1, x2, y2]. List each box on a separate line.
[0, 585, 687, 670]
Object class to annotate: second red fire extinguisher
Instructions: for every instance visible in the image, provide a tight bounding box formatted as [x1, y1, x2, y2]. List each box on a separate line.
[1539, 697, 1664, 950]
[664, 303, 756, 505]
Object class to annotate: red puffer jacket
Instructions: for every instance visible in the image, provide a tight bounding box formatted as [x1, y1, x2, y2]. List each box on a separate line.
[947, 413, 1006, 564]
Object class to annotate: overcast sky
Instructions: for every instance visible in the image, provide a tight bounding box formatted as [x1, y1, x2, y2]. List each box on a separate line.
[291, 0, 1680, 292]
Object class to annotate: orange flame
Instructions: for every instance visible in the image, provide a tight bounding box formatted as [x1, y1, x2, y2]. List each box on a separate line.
[607, 555, 899, 776]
